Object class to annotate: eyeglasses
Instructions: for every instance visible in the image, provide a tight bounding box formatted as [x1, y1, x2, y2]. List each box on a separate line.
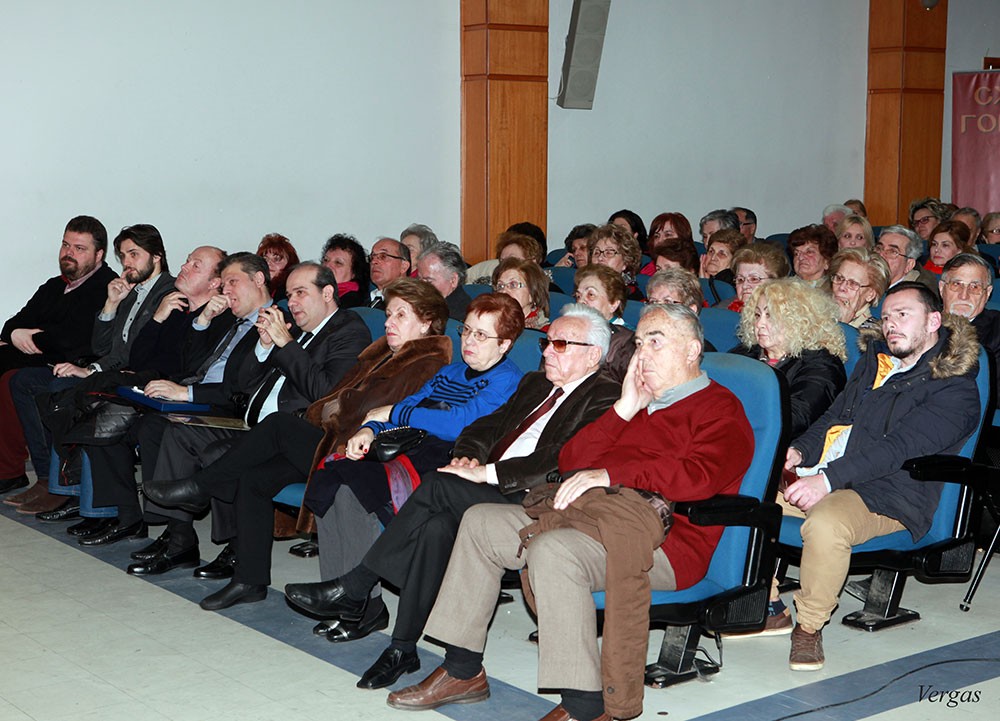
[943, 279, 987, 296]
[539, 338, 593, 353]
[456, 323, 502, 342]
[644, 296, 683, 305]
[591, 247, 620, 259]
[574, 289, 606, 302]
[874, 243, 905, 259]
[740, 221, 755, 228]
[734, 274, 767, 286]
[494, 280, 526, 291]
[986, 228, 1000, 236]
[831, 273, 870, 292]
[368, 251, 405, 263]
[913, 216, 937, 227]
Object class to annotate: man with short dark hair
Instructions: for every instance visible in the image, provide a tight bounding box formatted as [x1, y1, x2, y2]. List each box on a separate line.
[731, 206, 760, 243]
[0, 216, 118, 495]
[781, 282, 980, 671]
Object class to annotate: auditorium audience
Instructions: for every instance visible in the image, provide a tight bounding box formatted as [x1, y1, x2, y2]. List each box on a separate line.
[925, 220, 974, 275]
[827, 248, 890, 328]
[733, 279, 847, 437]
[321, 233, 369, 309]
[256, 233, 299, 302]
[492, 258, 549, 331]
[723, 242, 790, 313]
[789, 224, 838, 286]
[835, 214, 874, 251]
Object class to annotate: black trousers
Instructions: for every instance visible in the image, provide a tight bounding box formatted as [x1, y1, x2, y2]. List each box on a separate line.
[87, 413, 173, 524]
[188, 412, 322, 584]
[363, 470, 522, 642]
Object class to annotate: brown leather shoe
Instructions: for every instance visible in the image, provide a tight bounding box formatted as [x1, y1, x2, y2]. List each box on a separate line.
[386, 666, 489, 710]
[17, 489, 68, 514]
[537, 705, 612, 721]
[4, 482, 46, 507]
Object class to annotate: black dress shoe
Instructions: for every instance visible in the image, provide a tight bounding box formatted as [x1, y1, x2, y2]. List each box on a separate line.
[127, 546, 201, 576]
[130, 530, 171, 561]
[200, 581, 267, 611]
[194, 544, 236, 579]
[357, 646, 421, 690]
[284, 578, 367, 620]
[289, 540, 319, 558]
[327, 604, 390, 643]
[79, 520, 147, 546]
[143, 477, 210, 514]
[67, 517, 113, 538]
[35, 499, 80, 522]
[0, 474, 29, 494]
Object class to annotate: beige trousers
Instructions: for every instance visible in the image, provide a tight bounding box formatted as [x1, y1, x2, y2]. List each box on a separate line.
[423, 503, 676, 692]
[779, 489, 905, 631]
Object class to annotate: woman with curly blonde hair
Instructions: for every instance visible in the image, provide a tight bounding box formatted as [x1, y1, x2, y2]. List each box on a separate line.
[733, 279, 847, 437]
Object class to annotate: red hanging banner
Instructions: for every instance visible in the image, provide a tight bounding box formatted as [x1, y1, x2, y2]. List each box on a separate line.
[952, 70, 1000, 216]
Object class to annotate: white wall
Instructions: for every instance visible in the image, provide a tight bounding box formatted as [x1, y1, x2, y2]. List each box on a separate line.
[547, 0, 870, 240]
[943, 0, 1000, 207]
[1, 1, 460, 308]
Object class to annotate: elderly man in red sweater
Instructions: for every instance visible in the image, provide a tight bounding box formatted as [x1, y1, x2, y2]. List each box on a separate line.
[385, 304, 754, 721]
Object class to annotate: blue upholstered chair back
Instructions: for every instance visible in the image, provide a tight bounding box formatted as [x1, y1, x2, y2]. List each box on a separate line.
[621, 300, 643, 330]
[700, 278, 735, 305]
[549, 267, 576, 295]
[839, 322, 861, 378]
[779, 347, 990, 553]
[549, 291, 575, 317]
[508, 329, 545, 374]
[463, 283, 493, 299]
[595, 352, 784, 607]
[700, 307, 741, 353]
[351, 306, 387, 342]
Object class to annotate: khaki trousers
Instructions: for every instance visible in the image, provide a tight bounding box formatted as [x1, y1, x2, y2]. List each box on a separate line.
[779, 489, 905, 631]
[423, 503, 676, 692]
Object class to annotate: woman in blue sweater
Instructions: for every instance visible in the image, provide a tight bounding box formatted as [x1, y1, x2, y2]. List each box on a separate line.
[301, 293, 526, 640]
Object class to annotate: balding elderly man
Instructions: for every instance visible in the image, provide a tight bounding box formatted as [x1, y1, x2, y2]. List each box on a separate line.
[368, 238, 411, 309]
[385, 304, 754, 721]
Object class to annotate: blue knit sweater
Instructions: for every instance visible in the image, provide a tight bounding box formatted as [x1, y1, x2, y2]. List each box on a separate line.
[362, 357, 523, 442]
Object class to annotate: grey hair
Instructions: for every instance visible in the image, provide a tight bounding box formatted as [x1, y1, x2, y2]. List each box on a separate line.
[699, 209, 740, 234]
[953, 207, 981, 225]
[418, 241, 467, 285]
[822, 204, 852, 220]
[942, 252, 994, 282]
[638, 302, 705, 358]
[400, 224, 440, 254]
[557, 303, 612, 363]
[647, 267, 704, 310]
[880, 225, 924, 259]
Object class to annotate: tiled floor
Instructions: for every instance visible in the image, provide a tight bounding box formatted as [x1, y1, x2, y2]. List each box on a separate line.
[2, 480, 998, 721]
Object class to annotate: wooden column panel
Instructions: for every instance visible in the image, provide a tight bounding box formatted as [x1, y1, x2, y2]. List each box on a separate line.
[461, 0, 548, 264]
[864, 0, 948, 226]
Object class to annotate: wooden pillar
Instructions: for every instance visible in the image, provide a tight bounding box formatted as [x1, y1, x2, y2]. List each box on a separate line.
[461, 0, 548, 264]
[864, 0, 948, 226]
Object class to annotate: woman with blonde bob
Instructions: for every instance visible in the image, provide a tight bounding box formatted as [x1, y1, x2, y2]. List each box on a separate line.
[835, 214, 875, 251]
[734, 279, 847, 437]
[826, 248, 890, 328]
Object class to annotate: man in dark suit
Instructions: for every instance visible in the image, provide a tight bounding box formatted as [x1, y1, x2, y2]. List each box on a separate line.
[416, 241, 471, 321]
[7, 224, 175, 514]
[283, 304, 621, 690]
[132, 260, 371, 575]
[0, 215, 117, 496]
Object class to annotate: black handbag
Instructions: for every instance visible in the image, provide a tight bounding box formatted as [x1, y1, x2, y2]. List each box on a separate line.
[369, 427, 427, 463]
[60, 391, 145, 446]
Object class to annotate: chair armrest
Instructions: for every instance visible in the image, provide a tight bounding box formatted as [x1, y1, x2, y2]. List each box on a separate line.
[678, 494, 763, 526]
[904, 454, 994, 487]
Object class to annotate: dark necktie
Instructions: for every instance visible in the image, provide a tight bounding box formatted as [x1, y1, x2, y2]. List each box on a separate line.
[488, 387, 564, 463]
[245, 331, 313, 425]
[182, 318, 245, 385]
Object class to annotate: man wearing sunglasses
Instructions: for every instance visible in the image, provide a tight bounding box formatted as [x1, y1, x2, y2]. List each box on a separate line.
[283, 304, 620, 691]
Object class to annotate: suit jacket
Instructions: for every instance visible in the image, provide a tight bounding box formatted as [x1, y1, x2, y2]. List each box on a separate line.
[90, 272, 176, 371]
[452, 370, 621, 494]
[235, 308, 372, 416]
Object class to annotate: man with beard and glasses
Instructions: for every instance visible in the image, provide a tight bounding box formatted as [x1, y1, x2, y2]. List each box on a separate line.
[0, 216, 119, 496]
[4, 224, 175, 515]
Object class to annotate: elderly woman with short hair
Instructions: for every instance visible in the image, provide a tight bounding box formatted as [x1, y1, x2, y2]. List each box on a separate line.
[723, 242, 790, 312]
[587, 223, 643, 300]
[789, 224, 839, 287]
[827, 248, 890, 329]
[492, 257, 550, 330]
